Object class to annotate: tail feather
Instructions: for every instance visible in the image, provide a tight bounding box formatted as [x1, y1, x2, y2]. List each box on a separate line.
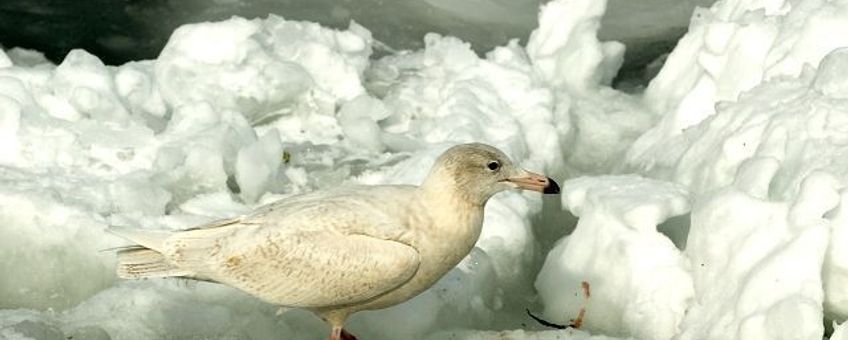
[108, 226, 171, 252]
[110, 225, 235, 281]
[116, 247, 191, 279]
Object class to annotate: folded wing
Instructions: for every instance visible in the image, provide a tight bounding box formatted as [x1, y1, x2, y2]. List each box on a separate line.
[162, 193, 421, 308]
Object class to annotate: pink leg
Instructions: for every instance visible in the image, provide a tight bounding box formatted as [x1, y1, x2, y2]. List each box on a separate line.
[340, 329, 358, 340]
[329, 327, 342, 340]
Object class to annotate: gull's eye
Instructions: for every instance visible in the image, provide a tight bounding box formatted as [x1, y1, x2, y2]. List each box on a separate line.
[487, 161, 500, 171]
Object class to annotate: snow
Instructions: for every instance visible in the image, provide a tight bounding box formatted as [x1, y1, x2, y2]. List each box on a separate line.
[427, 328, 637, 340]
[235, 129, 283, 203]
[537, 176, 692, 340]
[626, 0, 848, 174]
[527, 0, 625, 93]
[834, 321, 848, 340]
[3, 0, 848, 339]
[0, 50, 11, 68]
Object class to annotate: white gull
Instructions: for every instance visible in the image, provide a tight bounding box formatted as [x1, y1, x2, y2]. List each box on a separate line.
[111, 142, 560, 340]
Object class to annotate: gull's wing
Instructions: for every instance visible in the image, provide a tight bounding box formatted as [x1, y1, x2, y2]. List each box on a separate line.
[162, 187, 421, 308]
[208, 230, 419, 308]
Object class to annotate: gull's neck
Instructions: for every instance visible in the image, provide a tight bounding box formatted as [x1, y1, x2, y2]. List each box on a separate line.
[415, 167, 486, 266]
[417, 167, 486, 233]
[419, 167, 485, 208]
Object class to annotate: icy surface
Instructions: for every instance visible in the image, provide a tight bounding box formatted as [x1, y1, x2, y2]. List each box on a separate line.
[4, 0, 848, 339]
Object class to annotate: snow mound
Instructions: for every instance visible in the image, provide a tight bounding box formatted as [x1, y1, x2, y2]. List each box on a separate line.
[640, 50, 848, 338]
[537, 175, 692, 340]
[627, 0, 848, 174]
[155, 16, 372, 123]
[593, 5, 848, 338]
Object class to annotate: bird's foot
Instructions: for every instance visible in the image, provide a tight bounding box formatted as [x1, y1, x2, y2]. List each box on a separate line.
[340, 329, 358, 340]
[329, 327, 358, 340]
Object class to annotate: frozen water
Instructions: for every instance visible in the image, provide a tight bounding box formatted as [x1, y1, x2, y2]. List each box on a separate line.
[4, 0, 848, 339]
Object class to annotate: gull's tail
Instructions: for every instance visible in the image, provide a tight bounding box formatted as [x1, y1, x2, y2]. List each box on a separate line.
[109, 227, 191, 279]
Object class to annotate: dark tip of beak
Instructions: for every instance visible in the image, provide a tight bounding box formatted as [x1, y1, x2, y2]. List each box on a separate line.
[543, 177, 560, 194]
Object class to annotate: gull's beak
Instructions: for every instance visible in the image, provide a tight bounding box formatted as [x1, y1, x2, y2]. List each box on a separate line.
[505, 170, 561, 194]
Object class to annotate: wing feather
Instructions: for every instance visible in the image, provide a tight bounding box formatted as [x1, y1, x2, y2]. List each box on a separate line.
[162, 187, 421, 308]
[208, 232, 420, 307]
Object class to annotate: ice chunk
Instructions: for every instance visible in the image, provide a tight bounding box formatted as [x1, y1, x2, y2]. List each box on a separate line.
[824, 189, 848, 318]
[35, 94, 82, 122]
[164, 101, 224, 136]
[155, 17, 314, 122]
[236, 129, 283, 203]
[536, 175, 692, 340]
[526, 0, 625, 93]
[4, 48, 51, 68]
[160, 102, 256, 178]
[264, 17, 373, 101]
[562, 91, 654, 175]
[627, 0, 848, 172]
[338, 94, 389, 152]
[512, 0, 653, 175]
[115, 61, 167, 119]
[814, 48, 848, 99]
[0, 49, 11, 68]
[52, 50, 129, 122]
[153, 145, 229, 205]
[178, 191, 250, 219]
[834, 320, 848, 340]
[0, 75, 35, 108]
[156, 15, 373, 123]
[108, 177, 172, 216]
[678, 172, 833, 340]
[614, 36, 848, 334]
[0, 95, 21, 165]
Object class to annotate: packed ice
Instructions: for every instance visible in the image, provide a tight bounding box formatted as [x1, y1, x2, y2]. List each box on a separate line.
[3, 0, 848, 339]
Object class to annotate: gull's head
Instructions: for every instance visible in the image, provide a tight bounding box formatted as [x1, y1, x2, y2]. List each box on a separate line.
[423, 143, 560, 205]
